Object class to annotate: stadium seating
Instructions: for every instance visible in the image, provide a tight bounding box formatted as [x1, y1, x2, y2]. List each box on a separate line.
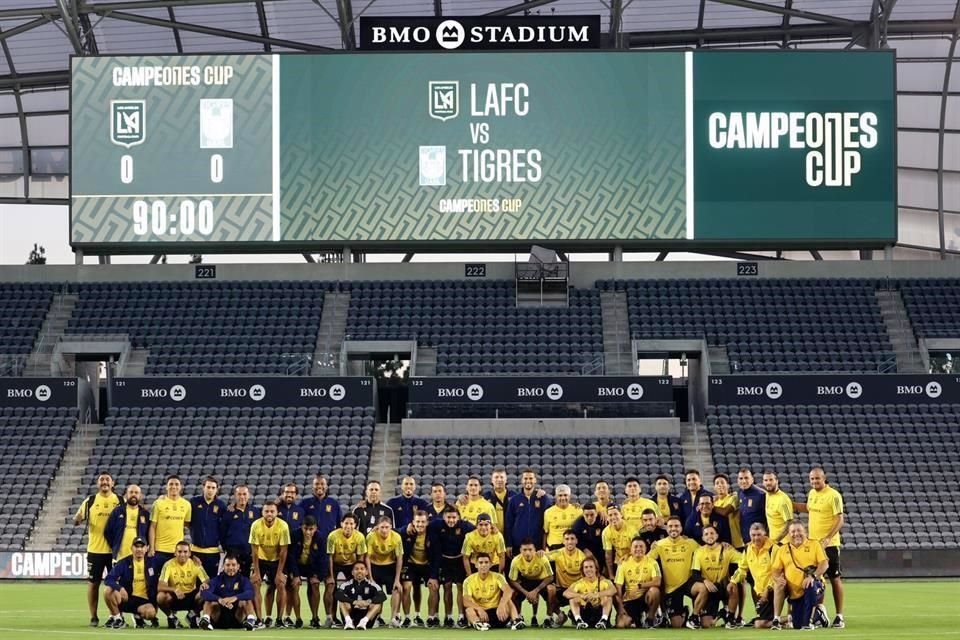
[54, 404, 374, 551]
[598, 278, 895, 373]
[346, 280, 603, 375]
[0, 406, 77, 550]
[707, 403, 960, 551]
[899, 278, 960, 338]
[0, 283, 56, 375]
[398, 435, 685, 504]
[67, 282, 330, 375]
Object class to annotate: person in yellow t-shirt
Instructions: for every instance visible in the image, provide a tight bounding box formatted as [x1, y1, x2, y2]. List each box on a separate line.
[621, 477, 661, 527]
[249, 500, 291, 624]
[712, 473, 745, 626]
[772, 521, 829, 630]
[687, 525, 741, 629]
[507, 539, 553, 625]
[462, 554, 523, 630]
[793, 467, 845, 628]
[74, 472, 120, 626]
[546, 530, 586, 627]
[601, 505, 637, 578]
[614, 537, 662, 629]
[365, 516, 404, 626]
[762, 470, 793, 544]
[459, 476, 497, 526]
[731, 522, 777, 628]
[462, 513, 506, 573]
[108, 485, 148, 562]
[565, 556, 616, 629]
[157, 541, 210, 627]
[327, 513, 367, 583]
[483, 468, 515, 536]
[592, 481, 613, 519]
[647, 515, 698, 628]
[399, 512, 430, 628]
[543, 485, 583, 549]
[148, 474, 192, 571]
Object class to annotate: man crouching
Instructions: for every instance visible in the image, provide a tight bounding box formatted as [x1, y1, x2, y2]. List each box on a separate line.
[199, 555, 257, 631]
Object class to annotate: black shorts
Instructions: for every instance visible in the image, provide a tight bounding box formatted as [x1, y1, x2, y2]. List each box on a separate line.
[484, 608, 508, 629]
[347, 608, 372, 625]
[371, 564, 398, 590]
[580, 605, 603, 626]
[440, 557, 466, 585]
[755, 592, 774, 622]
[210, 605, 246, 629]
[193, 552, 220, 580]
[121, 595, 152, 614]
[702, 582, 730, 618]
[402, 563, 430, 586]
[259, 560, 279, 586]
[516, 578, 548, 600]
[623, 598, 646, 623]
[87, 552, 112, 583]
[664, 581, 695, 617]
[224, 548, 252, 577]
[333, 564, 354, 583]
[554, 589, 570, 608]
[291, 562, 322, 582]
[168, 590, 200, 611]
[825, 546, 842, 579]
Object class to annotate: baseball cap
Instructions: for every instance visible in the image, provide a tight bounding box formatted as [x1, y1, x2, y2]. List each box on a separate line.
[132, 537, 147, 547]
[476, 513, 492, 522]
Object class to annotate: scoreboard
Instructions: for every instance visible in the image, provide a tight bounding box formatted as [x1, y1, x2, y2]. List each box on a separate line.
[70, 51, 896, 250]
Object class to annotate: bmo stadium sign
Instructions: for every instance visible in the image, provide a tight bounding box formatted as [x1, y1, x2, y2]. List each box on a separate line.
[359, 16, 601, 51]
[112, 377, 374, 407]
[710, 375, 960, 405]
[410, 376, 672, 404]
[0, 551, 87, 580]
[0, 378, 78, 408]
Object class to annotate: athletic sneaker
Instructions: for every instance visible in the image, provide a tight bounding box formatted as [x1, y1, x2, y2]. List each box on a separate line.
[358, 617, 371, 631]
[813, 606, 829, 628]
[402, 617, 413, 628]
[771, 618, 783, 631]
[595, 619, 608, 630]
[686, 614, 702, 629]
[90, 617, 100, 628]
[801, 624, 816, 630]
[282, 617, 295, 628]
[200, 616, 214, 631]
[187, 612, 199, 629]
[575, 619, 588, 630]
[391, 615, 403, 628]
[166, 615, 182, 629]
[133, 615, 145, 629]
[473, 621, 490, 631]
[150, 618, 159, 628]
[309, 618, 320, 629]
[832, 616, 845, 629]
[456, 616, 469, 629]
[543, 617, 554, 629]
[444, 616, 455, 628]
[243, 618, 257, 632]
[104, 618, 116, 629]
[318, 617, 330, 629]
[113, 617, 127, 629]
[295, 618, 304, 628]
[414, 615, 426, 627]
[263, 617, 273, 628]
[426, 617, 440, 628]
[344, 617, 356, 630]
[511, 618, 526, 630]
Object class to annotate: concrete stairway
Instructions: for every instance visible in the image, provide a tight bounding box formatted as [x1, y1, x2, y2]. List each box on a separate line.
[368, 422, 402, 488]
[312, 292, 350, 375]
[416, 346, 437, 376]
[23, 293, 78, 377]
[709, 346, 731, 374]
[600, 291, 633, 375]
[680, 422, 715, 480]
[876, 290, 926, 373]
[26, 422, 101, 550]
[124, 349, 150, 376]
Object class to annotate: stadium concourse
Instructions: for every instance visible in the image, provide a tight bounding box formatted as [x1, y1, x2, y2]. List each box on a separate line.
[0, 260, 959, 634]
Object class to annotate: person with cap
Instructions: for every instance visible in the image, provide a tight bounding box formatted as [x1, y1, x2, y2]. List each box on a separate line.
[462, 513, 506, 574]
[103, 537, 159, 629]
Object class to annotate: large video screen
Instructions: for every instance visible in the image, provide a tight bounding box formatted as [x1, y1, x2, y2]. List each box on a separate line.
[70, 51, 895, 249]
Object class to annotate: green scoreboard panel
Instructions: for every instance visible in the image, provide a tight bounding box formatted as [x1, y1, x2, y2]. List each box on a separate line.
[70, 51, 896, 250]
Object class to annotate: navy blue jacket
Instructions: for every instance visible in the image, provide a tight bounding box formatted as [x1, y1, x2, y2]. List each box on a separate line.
[427, 518, 474, 579]
[104, 504, 150, 559]
[505, 491, 553, 550]
[286, 527, 325, 575]
[736, 485, 767, 544]
[400, 525, 430, 564]
[387, 494, 430, 530]
[299, 495, 342, 538]
[678, 487, 715, 525]
[104, 556, 158, 602]
[278, 502, 306, 532]
[648, 492, 684, 517]
[189, 496, 227, 550]
[683, 509, 732, 545]
[571, 515, 605, 565]
[202, 572, 255, 602]
[220, 504, 261, 554]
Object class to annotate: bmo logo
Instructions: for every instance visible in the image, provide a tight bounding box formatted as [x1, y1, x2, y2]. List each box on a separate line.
[546, 383, 564, 401]
[329, 384, 346, 402]
[845, 382, 863, 399]
[467, 384, 484, 401]
[735, 383, 781, 398]
[250, 384, 266, 402]
[6, 385, 51, 401]
[627, 383, 644, 400]
[765, 383, 783, 400]
[926, 381, 942, 398]
[170, 385, 186, 402]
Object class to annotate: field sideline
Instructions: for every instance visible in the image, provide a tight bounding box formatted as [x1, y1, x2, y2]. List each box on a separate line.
[0, 580, 957, 639]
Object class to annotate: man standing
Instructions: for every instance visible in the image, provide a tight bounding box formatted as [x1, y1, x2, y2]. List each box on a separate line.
[712, 474, 743, 549]
[763, 470, 793, 545]
[327, 513, 368, 588]
[74, 471, 120, 627]
[336, 562, 387, 630]
[678, 470, 713, 525]
[249, 499, 291, 627]
[504, 468, 552, 556]
[189, 476, 227, 579]
[771, 522, 830, 630]
[614, 538, 662, 629]
[462, 554, 524, 630]
[647, 516, 698, 628]
[462, 513, 507, 574]
[354, 481, 395, 535]
[299, 473, 342, 628]
[621, 477, 661, 528]
[506, 539, 553, 627]
[427, 505, 474, 628]
[592, 481, 613, 518]
[735, 468, 767, 545]
[157, 541, 209, 628]
[483, 467, 516, 535]
[104, 484, 149, 563]
[460, 476, 497, 526]
[365, 516, 404, 627]
[285, 515, 324, 628]
[731, 522, 777, 628]
[278, 483, 305, 533]
[650, 474, 682, 519]
[601, 505, 637, 579]
[571, 503, 605, 573]
[424, 483, 452, 520]
[149, 475, 192, 574]
[199, 554, 257, 631]
[219, 484, 259, 578]
[400, 512, 431, 627]
[638, 509, 667, 550]
[684, 494, 732, 545]
[102, 537, 158, 629]
[388, 476, 429, 530]
[543, 485, 583, 551]
[686, 525, 741, 629]
[793, 466, 845, 628]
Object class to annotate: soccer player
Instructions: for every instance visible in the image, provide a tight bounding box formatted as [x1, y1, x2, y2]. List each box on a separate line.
[621, 477, 661, 527]
[104, 484, 149, 562]
[650, 474, 682, 518]
[686, 525, 740, 629]
[638, 508, 667, 550]
[771, 521, 830, 630]
[565, 556, 616, 630]
[75, 471, 120, 626]
[684, 494, 732, 544]
[614, 537, 662, 629]
[602, 505, 637, 579]
[365, 516, 404, 627]
[763, 469, 794, 544]
[483, 467, 516, 535]
[298, 473, 342, 628]
[149, 474, 192, 573]
[462, 553, 524, 630]
[157, 541, 209, 628]
[571, 503, 605, 572]
[336, 561, 387, 630]
[400, 511, 431, 627]
[712, 474, 743, 549]
[354, 480, 395, 535]
[285, 515, 324, 628]
[647, 515, 698, 628]
[199, 554, 257, 631]
[543, 485, 583, 550]
[427, 505, 474, 628]
[504, 468, 552, 556]
[547, 530, 586, 627]
[189, 476, 227, 580]
[327, 513, 368, 588]
[424, 483, 452, 520]
[793, 466, 845, 628]
[678, 470, 713, 524]
[249, 499, 291, 627]
[219, 484, 259, 578]
[388, 475, 429, 530]
[463, 513, 507, 573]
[460, 475, 497, 526]
[278, 483, 305, 532]
[507, 538, 553, 626]
[102, 537, 158, 629]
[592, 481, 613, 519]
[731, 522, 777, 628]
[735, 468, 767, 544]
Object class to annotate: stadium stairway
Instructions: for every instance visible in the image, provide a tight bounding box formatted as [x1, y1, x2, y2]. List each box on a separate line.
[600, 291, 633, 374]
[22, 292, 77, 377]
[415, 346, 438, 375]
[875, 290, 926, 373]
[312, 291, 350, 375]
[368, 422, 401, 487]
[25, 422, 100, 549]
[680, 422, 715, 480]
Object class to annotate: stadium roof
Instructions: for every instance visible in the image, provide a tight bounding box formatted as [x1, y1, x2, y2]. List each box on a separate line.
[2, 0, 960, 257]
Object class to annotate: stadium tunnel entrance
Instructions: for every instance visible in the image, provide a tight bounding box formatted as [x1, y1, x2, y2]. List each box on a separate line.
[342, 341, 414, 423]
[635, 342, 709, 423]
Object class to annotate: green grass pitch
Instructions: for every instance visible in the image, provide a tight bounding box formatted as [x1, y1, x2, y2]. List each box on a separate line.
[0, 580, 956, 639]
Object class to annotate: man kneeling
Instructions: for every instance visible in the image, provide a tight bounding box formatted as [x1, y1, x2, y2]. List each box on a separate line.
[462, 553, 525, 631]
[199, 555, 257, 631]
[103, 537, 158, 628]
[564, 557, 616, 630]
[336, 561, 387, 630]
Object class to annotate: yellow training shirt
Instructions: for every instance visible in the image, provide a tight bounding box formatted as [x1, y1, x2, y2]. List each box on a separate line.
[602, 522, 638, 565]
[366, 530, 403, 566]
[459, 498, 497, 526]
[543, 504, 583, 547]
[150, 496, 192, 554]
[462, 530, 506, 566]
[621, 498, 661, 527]
[692, 544, 740, 583]
[410, 532, 429, 565]
[774, 539, 827, 600]
[248, 518, 291, 562]
[765, 490, 793, 542]
[647, 536, 697, 594]
[567, 577, 614, 607]
[491, 490, 509, 532]
[734, 538, 776, 595]
[806, 486, 844, 547]
[77, 493, 121, 554]
[326, 529, 367, 566]
[614, 556, 661, 601]
[549, 547, 586, 588]
[160, 558, 208, 593]
[508, 554, 553, 581]
[118, 505, 146, 560]
[132, 558, 149, 598]
[714, 493, 744, 548]
[463, 571, 507, 609]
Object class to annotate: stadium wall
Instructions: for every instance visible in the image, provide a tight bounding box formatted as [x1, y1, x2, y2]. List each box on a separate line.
[402, 417, 680, 438]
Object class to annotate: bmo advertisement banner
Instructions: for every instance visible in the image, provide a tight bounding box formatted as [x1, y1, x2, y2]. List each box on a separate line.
[0, 551, 87, 580]
[111, 377, 374, 407]
[710, 375, 960, 405]
[410, 376, 673, 404]
[0, 378, 77, 408]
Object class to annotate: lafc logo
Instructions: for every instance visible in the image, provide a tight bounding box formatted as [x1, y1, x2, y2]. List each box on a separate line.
[111, 100, 145, 148]
[429, 81, 459, 121]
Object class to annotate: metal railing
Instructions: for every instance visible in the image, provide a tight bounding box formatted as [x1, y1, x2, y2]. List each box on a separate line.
[580, 353, 605, 375]
[280, 353, 313, 375]
[877, 353, 898, 373]
[0, 354, 26, 376]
